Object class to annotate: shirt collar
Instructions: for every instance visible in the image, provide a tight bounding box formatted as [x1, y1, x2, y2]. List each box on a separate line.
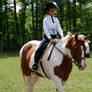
[47, 14, 54, 18]
[47, 15, 54, 23]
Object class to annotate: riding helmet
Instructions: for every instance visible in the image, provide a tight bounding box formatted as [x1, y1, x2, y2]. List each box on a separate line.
[45, 2, 58, 14]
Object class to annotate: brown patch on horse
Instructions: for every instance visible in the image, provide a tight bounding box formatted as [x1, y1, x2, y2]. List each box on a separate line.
[66, 36, 74, 49]
[54, 34, 87, 81]
[26, 44, 37, 64]
[54, 36, 75, 81]
[54, 56, 72, 81]
[66, 36, 86, 61]
[21, 43, 35, 76]
[21, 43, 43, 77]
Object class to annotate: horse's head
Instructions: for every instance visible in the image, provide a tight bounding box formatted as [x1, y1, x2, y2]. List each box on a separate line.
[66, 33, 89, 70]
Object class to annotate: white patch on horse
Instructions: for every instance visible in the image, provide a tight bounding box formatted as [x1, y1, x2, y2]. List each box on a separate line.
[52, 75, 65, 92]
[24, 75, 33, 92]
[29, 35, 72, 78]
[20, 34, 87, 92]
[24, 74, 39, 92]
[81, 46, 85, 67]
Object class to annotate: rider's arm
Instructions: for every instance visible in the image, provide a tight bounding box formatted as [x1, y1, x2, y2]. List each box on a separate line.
[43, 19, 51, 39]
[43, 19, 55, 44]
[56, 18, 64, 38]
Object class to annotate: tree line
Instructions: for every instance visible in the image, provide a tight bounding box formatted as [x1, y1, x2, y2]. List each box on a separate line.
[0, 0, 92, 54]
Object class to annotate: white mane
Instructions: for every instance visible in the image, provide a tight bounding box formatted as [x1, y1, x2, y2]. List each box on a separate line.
[52, 34, 70, 48]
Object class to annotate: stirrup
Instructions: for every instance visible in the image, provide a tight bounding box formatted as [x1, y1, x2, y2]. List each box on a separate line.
[32, 63, 39, 71]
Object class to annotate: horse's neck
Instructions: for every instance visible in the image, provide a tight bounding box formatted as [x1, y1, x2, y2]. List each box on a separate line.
[56, 35, 72, 57]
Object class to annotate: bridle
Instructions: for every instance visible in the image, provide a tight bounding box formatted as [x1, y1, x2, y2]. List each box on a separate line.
[71, 46, 85, 66]
[55, 44, 85, 66]
[48, 42, 85, 66]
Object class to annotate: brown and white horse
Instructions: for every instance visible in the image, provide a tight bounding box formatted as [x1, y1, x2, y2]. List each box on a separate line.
[20, 33, 89, 92]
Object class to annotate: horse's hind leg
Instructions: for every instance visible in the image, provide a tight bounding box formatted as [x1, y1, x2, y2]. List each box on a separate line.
[24, 74, 39, 92]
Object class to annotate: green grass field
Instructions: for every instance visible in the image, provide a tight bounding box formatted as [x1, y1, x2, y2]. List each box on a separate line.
[0, 52, 92, 92]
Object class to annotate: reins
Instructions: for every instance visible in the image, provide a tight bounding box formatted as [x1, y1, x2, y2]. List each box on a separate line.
[47, 42, 84, 66]
[54, 44, 77, 65]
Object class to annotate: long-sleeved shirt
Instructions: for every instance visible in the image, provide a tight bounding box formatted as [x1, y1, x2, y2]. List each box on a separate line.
[43, 15, 63, 39]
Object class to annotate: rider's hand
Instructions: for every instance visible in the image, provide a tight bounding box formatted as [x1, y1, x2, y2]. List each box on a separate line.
[67, 32, 72, 36]
[61, 35, 64, 39]
[49, 38, 56, 44]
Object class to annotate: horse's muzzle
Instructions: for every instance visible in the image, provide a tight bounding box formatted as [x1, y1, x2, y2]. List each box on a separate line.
[78, 64, 86, 70]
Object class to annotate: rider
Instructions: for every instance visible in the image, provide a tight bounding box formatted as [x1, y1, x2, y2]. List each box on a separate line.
[32, 2, 64, 71]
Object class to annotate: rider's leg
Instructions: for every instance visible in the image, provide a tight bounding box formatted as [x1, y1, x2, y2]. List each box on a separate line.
[32, 34, 57, 71]
[32, 38, 49, 71]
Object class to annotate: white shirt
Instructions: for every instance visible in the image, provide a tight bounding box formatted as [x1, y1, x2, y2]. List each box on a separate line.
[43, 15, 63, 39]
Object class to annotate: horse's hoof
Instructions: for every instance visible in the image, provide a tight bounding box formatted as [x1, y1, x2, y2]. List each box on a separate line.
[56, 89, 58, 92]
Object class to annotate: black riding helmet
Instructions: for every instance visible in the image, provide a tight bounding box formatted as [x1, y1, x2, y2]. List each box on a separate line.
[45, 2, 58, 14]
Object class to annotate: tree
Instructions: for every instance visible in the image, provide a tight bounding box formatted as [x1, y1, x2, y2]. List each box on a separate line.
[35, 0, 38, 39]
[5, 0, 10, 50]
[41, 0, 44, 39]
[18, 0, 27, 44]
[0, 0, 92, 51]
[72, 0, 77, 32]
[0, 0, 3, 55]
[14, 0, 19, 35]
[66, 0, 72, 32]
[31, 0, 35, 39]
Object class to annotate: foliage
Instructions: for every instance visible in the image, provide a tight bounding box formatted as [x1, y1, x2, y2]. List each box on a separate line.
[0, 0, 92, 52]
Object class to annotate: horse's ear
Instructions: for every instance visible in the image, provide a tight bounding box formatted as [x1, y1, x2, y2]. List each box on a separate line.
[84, 34, 90, 40]
[75, 33, 78, 41]
[67, 32, 72, 37]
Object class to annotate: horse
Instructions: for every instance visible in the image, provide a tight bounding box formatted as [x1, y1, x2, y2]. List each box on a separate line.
[20, 33, 89, 92]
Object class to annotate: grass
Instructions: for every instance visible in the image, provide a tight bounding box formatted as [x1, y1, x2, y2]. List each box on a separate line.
[0, 52, 92, 92]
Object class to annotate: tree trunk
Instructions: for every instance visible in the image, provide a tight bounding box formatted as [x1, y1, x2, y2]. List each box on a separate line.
[60, 3, 64, 29]
[72, 0, 77, 33]
[5, 0, 9, 50]
[79, 0, 82, 23]
[14, 0, 18, 34]
[57, 1, 64, 29]
[68, 0, 72, 32]
[22, 4, 26, 43]
[0, 37, 3, 56]
[41, 0, 44, 39]
[0, 14, 3, 56]
[35, 0, 38, 39]
[31, 0, 35, 39]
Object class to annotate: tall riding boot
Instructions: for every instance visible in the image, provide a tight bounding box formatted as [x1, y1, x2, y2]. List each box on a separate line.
[32, 51, 40, 71]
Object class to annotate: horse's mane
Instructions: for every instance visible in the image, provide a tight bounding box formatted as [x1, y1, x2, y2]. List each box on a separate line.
[56, 35, 70, 46]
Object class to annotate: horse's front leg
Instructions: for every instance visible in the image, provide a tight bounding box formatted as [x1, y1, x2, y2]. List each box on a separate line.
[52, 75, 65, 92]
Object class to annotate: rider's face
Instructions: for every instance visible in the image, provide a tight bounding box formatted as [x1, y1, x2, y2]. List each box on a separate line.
[48, 8, 56, 16]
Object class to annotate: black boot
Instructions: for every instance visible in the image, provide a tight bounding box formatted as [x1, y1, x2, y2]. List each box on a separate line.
[32, 63, 39, 71]
[32, 42, 47, 71]
[32, 50, 40, 71]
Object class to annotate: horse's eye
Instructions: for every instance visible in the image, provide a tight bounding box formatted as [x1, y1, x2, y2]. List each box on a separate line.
[84, 47, 86, 50]
[72, 47, 78, 52]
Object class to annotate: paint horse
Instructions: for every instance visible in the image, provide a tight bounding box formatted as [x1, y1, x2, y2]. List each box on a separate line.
[20, 33, 89, 92]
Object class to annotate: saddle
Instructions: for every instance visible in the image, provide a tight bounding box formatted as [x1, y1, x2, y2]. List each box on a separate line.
[40, 41, 57, 61]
